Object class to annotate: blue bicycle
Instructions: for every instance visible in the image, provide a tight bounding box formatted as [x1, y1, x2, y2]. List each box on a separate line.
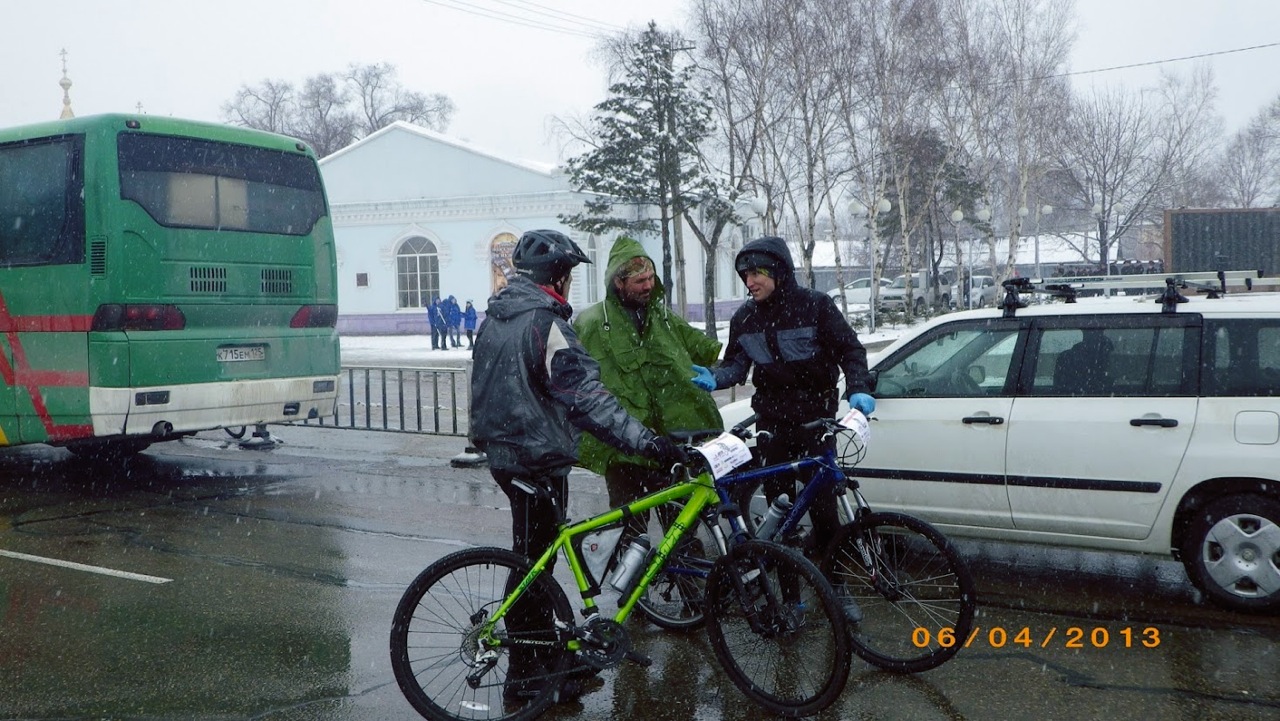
[636, 414, 977, 673]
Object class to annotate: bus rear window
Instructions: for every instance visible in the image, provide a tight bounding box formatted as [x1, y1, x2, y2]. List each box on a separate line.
[118, 133, 326, 235]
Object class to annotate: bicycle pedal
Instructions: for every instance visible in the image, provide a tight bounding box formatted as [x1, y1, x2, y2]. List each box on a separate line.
[624, 649, 652, 667]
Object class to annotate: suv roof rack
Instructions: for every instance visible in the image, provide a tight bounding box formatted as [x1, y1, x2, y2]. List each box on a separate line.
[999, 269, 1269, 317]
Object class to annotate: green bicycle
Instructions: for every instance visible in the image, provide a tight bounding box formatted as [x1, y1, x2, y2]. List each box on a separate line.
[389, 452, 853, 721]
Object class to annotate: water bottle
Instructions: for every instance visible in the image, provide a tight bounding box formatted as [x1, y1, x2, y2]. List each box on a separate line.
[755, 494, 793, 540]
[608, 534, 651, 594]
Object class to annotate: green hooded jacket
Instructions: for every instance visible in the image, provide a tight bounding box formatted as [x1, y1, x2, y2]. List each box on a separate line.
[574, 237, 723, 475]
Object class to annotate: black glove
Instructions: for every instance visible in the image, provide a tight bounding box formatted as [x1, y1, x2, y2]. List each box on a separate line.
[647, 435, 689, 468]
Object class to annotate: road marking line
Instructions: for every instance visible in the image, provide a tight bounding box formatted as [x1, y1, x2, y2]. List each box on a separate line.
[0, 550, 172, 584]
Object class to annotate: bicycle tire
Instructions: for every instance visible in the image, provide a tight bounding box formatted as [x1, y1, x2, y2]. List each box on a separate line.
[704, 539, 852, 717]
[390, 547, 574, 721]
[636, 509, 723, 631]
[822, 512, 976, 673]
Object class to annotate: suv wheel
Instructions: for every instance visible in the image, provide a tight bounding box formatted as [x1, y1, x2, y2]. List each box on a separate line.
[1180, 494, 1280, 611]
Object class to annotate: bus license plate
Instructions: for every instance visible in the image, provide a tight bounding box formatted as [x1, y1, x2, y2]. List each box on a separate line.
[217, 345, 266, 362]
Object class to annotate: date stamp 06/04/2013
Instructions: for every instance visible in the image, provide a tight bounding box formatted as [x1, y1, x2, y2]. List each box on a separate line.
[911, 626, 1163, 650]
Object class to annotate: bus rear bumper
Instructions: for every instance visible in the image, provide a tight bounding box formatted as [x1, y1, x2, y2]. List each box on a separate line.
[89, 377, 339, 436]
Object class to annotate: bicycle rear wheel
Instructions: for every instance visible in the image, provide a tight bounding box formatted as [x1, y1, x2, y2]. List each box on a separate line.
[636, 507, 723, 630]
[390, 547, 573, 721]
[705, 539, 851, 717]
[822, 512, 976, 673]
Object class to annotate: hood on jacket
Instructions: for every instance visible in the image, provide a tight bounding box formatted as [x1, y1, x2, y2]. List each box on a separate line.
[604, 236, 665, 304]
[734, 236, 797, 292]
[484, 275, 569, 321]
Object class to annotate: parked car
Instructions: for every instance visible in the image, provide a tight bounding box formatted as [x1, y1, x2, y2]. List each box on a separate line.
[952, 274, 999, 308]
[720, 284, 1280, 611]
[879, 271, 953, 313]
[827, 276, 893, 310]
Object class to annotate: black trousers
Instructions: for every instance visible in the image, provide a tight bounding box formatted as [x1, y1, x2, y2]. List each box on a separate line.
[492, 468, 569, 680]
[756, 418, 841, 554]
[605, 462, 675, 538]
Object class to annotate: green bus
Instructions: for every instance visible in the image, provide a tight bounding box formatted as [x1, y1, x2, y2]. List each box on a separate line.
[0, 114, 339, 456]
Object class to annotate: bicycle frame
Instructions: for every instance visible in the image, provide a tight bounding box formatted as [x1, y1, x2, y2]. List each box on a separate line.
[482, 471, 726, 649]
[725, 447, 866, 542]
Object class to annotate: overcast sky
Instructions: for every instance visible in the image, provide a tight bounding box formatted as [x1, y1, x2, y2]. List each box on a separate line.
[5, 0, 1280, 164]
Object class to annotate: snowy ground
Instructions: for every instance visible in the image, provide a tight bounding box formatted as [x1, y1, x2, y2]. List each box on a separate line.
[338, 321, 908, 367]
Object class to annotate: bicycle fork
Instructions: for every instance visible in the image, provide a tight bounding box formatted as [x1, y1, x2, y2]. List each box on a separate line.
[838, 492, 907, 602]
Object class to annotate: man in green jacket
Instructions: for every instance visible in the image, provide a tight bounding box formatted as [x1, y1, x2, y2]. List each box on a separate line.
[575, 237, 723, 534]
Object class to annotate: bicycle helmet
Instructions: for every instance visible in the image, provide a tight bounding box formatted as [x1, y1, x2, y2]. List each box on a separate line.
[512, 229, 591, 283]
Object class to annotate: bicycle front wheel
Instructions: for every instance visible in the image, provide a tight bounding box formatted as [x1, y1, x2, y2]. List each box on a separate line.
[822, 512, 976, 673]
[636, 508, 723, 631]
[705, 539, 852, 718]
[390, 547, 574, 721]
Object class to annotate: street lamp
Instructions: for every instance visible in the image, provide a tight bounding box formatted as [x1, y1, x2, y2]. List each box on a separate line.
[850, 197, 892, 334]
[750, 196, 769, 236]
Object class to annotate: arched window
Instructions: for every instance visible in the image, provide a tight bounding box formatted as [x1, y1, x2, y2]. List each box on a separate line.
[397, 237, 439, 309]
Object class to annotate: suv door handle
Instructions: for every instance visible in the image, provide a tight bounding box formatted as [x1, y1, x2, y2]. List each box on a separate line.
[1130, 418, 1178, 428]
[962, 416, 1004, 425]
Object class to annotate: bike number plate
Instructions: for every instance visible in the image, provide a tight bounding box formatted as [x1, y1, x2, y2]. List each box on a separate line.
[694, 432, 753, 479]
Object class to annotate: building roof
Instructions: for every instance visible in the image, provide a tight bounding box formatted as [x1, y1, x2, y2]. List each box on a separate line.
[321, 121, 558, 175]
[319, 121, 569, 205]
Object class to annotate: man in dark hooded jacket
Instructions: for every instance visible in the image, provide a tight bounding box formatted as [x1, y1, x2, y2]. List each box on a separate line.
[691, 236, 876, 571]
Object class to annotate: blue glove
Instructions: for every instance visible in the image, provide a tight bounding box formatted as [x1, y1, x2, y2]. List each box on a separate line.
[690, 364, 716, 392]
[848, 392, 876, 416]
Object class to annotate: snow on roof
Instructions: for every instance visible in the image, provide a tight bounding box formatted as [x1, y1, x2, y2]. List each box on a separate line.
[321, 120, 560, 176]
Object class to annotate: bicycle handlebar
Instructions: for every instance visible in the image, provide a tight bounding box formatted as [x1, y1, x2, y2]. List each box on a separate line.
[730, 413, 758, 438]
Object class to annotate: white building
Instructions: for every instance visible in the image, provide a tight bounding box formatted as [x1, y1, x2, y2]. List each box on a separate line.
[320, 121, 745, 334]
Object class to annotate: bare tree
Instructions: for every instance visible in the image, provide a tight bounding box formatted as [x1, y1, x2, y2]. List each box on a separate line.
[687, 0, 778, 336]
[987, 0, 1074, 279]
[222, 63, 453, 157]
[1149, 65, 1224, 212]
[291, 73, 358, 158]
[826, 0, 945, 314]
[1219, 113, 1277, 207]
[1054, 86, 1171, 268]
[220, 79, 294, 135]
[346, 62, 454, 136]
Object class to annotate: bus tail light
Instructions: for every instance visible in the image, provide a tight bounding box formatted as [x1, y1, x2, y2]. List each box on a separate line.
[92, 304, 186, 331]
[290, 304, 337, 328]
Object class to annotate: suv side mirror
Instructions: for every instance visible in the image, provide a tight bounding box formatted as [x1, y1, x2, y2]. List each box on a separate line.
[867, 369, 880, 392]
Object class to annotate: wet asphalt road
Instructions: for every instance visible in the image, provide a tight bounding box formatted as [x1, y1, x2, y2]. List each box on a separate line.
[1, 426, 1278, 721]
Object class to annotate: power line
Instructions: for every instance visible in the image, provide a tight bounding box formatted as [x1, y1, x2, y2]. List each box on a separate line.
[416, 0, 611, 39]
[1056, 41, 1280, 81]
[496, 0, 627, 33]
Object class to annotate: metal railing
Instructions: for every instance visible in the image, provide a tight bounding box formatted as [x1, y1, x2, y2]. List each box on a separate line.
[302, 366, 469, 436]
[294, 364, 752, 438]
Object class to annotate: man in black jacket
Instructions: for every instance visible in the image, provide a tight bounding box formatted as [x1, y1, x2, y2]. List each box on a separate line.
[692, 236, 876, 576]
[470, 229, 684, 708]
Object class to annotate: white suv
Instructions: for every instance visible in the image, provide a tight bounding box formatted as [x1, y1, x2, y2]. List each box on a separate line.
[723, 281, 1280, 612]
